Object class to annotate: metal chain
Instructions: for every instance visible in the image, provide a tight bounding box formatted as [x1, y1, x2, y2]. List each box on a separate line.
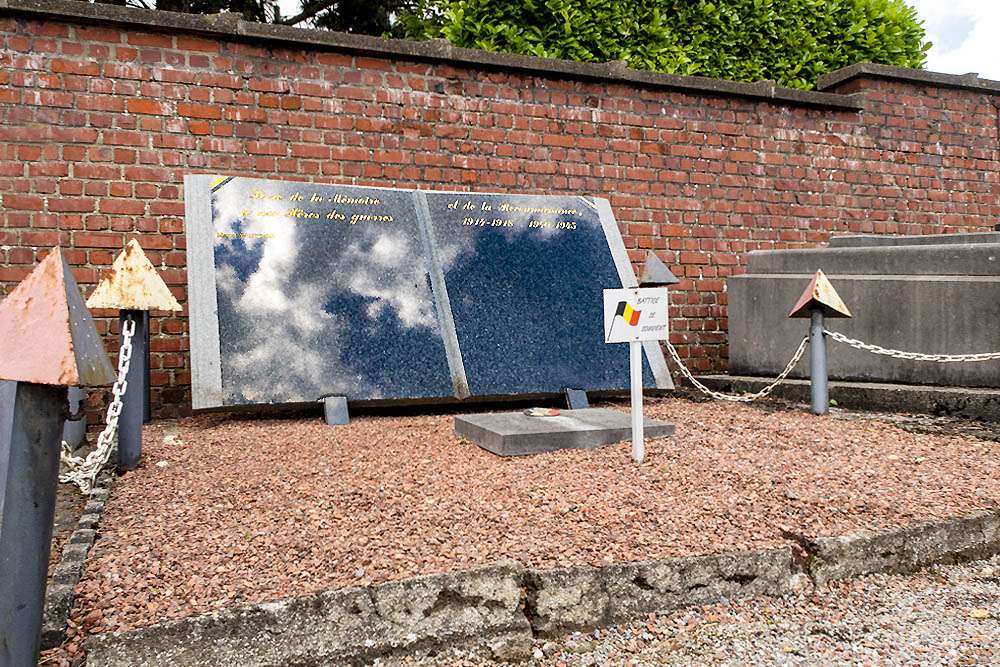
[665, 336, 810, 402]
[59, 316, 135, 494]
[825, 329, 1000, 363]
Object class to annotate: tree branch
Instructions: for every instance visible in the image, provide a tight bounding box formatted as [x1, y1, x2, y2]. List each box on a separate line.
[277, 0, 339, 25]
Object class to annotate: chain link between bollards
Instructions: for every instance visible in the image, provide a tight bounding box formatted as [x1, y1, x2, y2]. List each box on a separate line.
[665, 336, 810, 402]
[824, 330, 1000, 363]
[59, 315, 135, 494]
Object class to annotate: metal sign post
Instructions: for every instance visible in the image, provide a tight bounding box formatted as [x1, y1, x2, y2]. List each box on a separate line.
[629, 339, 644, 462]
[604, 287, 670, 463]
[1, 382, 67, 667]
[86, 239, 181, 470]
[0, 248, 115, 667]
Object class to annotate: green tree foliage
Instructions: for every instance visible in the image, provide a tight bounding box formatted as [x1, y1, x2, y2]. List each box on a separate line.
[400, 0, 930, 89]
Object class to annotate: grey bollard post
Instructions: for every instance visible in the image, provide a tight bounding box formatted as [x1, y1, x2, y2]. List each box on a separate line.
[0, 247, 115, 667]
[0, 380, 14, 519]
[0, 382, 67, 667]
[809, 309, 828, 414]
[143, 310, 151, 424]
[789, 269, 851, 415]
[118, 310, 147, 470]
[62, 385, 87, 452]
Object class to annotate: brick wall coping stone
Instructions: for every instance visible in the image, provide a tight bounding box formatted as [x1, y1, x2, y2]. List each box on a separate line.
[817, 61, 1000, 94]
[13, 1, 1000, 106]
[0, 0, 868, 110]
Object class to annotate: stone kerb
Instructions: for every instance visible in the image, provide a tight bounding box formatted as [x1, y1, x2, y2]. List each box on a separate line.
[86, 561, 535, 666]
[809, 510, 1000, 587]
[523, 547, 797, 637]
[41, 468, 115, 649]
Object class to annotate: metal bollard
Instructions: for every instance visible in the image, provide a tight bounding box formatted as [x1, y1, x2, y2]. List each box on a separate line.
[0, 248, 115, 667]
[809, 309, 829, 414]
[117, 310, 147, 470]
[0, 382, 67, 666]
[86, 240, 182, 470]
[789, 269, 851, 416]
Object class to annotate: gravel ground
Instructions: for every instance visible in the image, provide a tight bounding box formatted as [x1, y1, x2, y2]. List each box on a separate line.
[38, 396, 1000, 665]
[384, 555, 1000, 666]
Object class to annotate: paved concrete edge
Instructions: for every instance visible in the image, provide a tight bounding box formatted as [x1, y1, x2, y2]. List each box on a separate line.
[524, 547, 800, 637]
[808, 509, 1000, 587]
[693, 375, 1000, 422]
[41, 465, 115, 650]
[85, 560, 533, 667]
[80, 507, 1000, 665]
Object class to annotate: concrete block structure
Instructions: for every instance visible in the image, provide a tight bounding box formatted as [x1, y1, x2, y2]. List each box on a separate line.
[728, 233, 1000, 387]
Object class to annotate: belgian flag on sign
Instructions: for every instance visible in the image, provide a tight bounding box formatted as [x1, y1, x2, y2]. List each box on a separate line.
[615, 301, 641, 326]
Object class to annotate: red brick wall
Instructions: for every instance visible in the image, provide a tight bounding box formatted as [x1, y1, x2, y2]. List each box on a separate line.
[1, 8, 998, 415]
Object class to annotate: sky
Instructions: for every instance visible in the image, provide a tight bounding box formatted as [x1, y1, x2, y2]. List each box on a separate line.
[908, 0, 1000, 81]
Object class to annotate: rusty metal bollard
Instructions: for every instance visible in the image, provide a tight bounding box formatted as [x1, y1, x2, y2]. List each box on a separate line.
[0, 248, 115, 667]
[789, 269, 852, 414]
[86, 239, 181, 470]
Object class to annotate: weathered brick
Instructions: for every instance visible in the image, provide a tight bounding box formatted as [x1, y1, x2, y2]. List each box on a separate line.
[51, 58, 100, 75]
[128, 99, 171, 115]
[74, 232, 122, 248]
[177, 102, 221, 119]
[3, 194, 44, 210]
[177, 36, 219, 53]
[48, 198, 94, 213]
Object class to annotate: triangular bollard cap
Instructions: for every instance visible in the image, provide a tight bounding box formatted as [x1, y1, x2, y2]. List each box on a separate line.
[86, 238, 182, 312]
[0, 248, 116, 386]
[789, 269, 853, 319]
[640, 251, 680, 286]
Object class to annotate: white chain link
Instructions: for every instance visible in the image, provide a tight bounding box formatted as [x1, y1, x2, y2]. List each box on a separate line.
[824, 329, 1000, 363]
[59, 316, 135, 494]
[665, 336, 810, 402]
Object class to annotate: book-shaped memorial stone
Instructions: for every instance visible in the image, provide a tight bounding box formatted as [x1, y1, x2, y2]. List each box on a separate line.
[185, 176, 672, 409]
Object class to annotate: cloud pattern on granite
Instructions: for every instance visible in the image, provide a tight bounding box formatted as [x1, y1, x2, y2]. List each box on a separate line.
[212, 179, 455, 404]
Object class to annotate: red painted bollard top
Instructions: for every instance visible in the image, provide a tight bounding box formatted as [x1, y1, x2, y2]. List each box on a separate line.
[788, 269, 853, 319]
[0, 247, 115, 386]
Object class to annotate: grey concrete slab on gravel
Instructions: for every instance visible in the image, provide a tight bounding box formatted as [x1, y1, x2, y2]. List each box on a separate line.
[454, 408, 675, 456]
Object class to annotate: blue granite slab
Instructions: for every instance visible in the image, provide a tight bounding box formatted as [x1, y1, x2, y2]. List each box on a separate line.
[186, 177, 670, 409]
[421, 192, 654, 396]
[207, 177, 453, 404]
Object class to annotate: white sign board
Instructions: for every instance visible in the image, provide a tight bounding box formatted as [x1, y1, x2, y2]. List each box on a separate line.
[603, 288, 669, 343]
